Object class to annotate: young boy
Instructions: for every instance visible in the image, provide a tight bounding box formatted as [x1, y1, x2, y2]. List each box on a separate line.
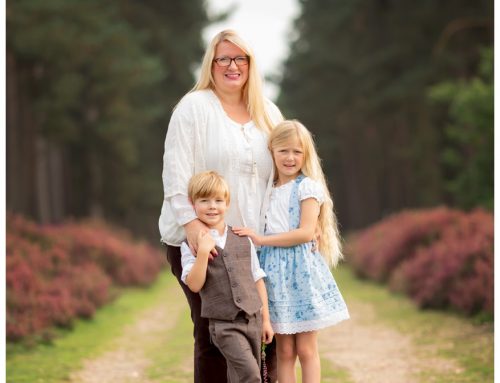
[180, 171, 274, 383]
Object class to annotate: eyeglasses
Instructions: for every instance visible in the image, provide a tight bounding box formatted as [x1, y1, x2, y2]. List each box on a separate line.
[213, 56, 250, 67]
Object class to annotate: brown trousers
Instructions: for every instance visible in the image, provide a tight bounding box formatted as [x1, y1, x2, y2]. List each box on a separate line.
[166, 245, 278, 383]
[209, 313, 262, 383]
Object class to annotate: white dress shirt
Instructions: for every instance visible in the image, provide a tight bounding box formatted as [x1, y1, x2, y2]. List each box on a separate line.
[159, 89, 283, 245]
[179, 225, 266, 284]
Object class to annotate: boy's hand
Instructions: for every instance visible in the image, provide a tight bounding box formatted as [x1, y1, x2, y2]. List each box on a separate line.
[261, 319, 274, 344]
[232, 227, 263, 246]
[184, 219, 218, 260]
[197, 231, 216, 255]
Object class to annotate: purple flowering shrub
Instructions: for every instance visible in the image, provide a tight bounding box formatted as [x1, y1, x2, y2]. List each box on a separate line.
[6, 213, 165, 341]
[347, 207, 493, 316]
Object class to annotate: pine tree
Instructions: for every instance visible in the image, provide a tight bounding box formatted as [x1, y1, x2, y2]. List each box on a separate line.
[7, 0, 209, 240]
[278, 0, 493, 230]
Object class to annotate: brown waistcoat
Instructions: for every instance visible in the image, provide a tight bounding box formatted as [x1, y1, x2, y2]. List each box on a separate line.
[199, 227, 262, 320]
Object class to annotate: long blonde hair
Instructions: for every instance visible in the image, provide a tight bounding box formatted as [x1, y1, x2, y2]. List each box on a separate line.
[191, 29, 277, 134]
[269, 120, 343, 267]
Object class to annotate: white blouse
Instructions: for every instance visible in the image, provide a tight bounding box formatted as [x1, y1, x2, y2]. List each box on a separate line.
[159, 89, 283, 245]
[265, 177, 324, 234]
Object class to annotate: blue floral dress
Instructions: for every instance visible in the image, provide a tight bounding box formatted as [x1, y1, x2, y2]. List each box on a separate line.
[259, 175, 349, 334]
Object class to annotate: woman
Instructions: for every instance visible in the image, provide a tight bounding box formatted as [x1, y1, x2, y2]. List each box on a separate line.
[159, 29, 283, 383]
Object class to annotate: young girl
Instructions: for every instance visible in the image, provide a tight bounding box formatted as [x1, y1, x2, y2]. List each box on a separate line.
[234, 120, 349, 383]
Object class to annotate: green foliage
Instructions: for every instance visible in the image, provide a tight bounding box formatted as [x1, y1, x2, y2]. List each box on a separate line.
[7, 0, 208, 239]
[278, 0, 493, 230]
[429, 48, 493, 210]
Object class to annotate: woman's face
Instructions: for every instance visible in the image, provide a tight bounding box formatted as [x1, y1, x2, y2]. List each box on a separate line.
[212, 41, 249, 94]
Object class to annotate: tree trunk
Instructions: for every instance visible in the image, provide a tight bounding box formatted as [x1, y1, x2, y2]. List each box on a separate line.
[35, 137, 66, 223]
[7, 50, 66, 223]
[6, 50, 37, 218]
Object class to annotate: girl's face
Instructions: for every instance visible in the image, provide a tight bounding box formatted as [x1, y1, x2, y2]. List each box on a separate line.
[272, 136, 304, 183]
[212, 41, 249, 95]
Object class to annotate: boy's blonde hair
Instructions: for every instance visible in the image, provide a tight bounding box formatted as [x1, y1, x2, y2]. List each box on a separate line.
[269, 120, 343, 267]
[188, 171, 230, 204]
[191, 29, 278, 134]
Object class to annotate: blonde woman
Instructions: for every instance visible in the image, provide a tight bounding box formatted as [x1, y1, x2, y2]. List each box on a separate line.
[234, 120, 350, 383]
[159, 30, 283, 383]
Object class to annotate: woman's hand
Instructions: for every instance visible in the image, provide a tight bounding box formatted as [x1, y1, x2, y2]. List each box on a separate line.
[232, 227, 264, 246]
[261, 319, 274, 344]
[184, 219, 217, 259]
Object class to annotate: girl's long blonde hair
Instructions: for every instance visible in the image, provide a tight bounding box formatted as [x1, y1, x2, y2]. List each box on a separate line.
[191, 29, 277, 134]
[269, 120, 343, 267]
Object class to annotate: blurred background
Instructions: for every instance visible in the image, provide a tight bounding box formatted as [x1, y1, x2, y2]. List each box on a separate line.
[6, 0, 493, 242]
[5, 2, 494, 379]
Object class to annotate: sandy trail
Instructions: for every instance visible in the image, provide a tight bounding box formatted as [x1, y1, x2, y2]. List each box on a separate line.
[319, 301, 458, 383]
[69, 281, 467, 383]
[69, 285, 186, 383]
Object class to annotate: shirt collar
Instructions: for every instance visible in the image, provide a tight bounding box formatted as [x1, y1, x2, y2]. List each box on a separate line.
[208, 224, 227, 238]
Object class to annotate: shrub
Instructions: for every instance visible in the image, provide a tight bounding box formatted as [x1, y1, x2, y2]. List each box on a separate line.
[347, 207, 493, 316]
[347, 207, 460, 282]
[6, 213, 165, 341]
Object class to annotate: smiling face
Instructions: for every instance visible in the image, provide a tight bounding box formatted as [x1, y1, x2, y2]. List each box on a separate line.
[212, 41, 249, 94]
[272, 135, 305, 184]
[193, 194, 228, 231]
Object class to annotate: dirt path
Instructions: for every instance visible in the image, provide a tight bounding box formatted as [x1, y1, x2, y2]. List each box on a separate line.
[319, 301, 458, 383]
[69, 285, 187, 383]
[68, 281, 465, 383]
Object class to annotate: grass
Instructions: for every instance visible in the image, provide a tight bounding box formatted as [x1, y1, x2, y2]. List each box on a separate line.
[320, 363, 354, 383]
[308, 358, 354, 383]
[6, 271, 175, 383]
[6, 265, 492, 383]
[333, 265, 494, 383]
[146, 307, 194, 382]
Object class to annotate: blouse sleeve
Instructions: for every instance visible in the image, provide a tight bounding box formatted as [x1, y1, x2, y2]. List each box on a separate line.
[298, 178, 325, 205]
[171, 194, 197, 226]
[162, 97, 197, 199]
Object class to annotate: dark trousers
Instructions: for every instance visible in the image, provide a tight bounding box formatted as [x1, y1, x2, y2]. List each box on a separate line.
[209, 313, 262, 383]
[166, 245, 278, 383]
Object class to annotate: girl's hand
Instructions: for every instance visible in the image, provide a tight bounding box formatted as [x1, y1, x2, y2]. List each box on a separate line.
[261, 320, 274, 344]
[312, 225, 322, 252]
[232, 227, 263, 246]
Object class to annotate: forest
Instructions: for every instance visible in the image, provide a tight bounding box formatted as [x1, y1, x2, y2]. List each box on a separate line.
[278, 0, 493, 230]
[7, 0, 493, 239]
[6, 7, 494, 383]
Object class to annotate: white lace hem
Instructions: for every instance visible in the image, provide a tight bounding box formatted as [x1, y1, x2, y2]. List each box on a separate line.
[272, 309, 350, 334]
